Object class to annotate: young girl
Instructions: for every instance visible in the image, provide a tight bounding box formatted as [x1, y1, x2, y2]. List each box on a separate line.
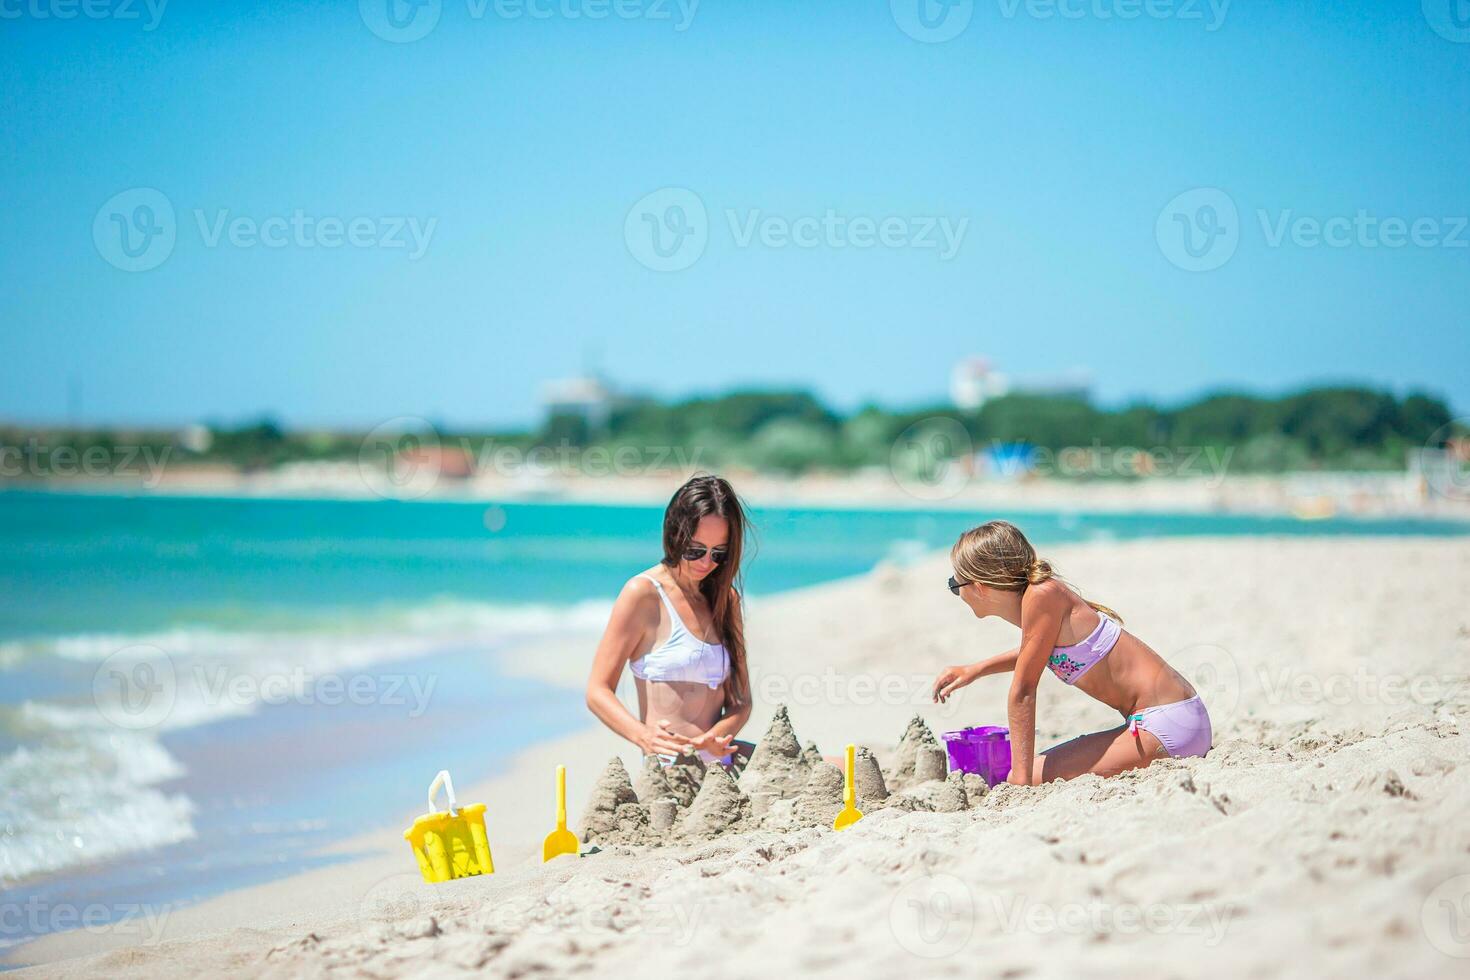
[932, 521, 1210, 784]
[585, 475, 753, 766]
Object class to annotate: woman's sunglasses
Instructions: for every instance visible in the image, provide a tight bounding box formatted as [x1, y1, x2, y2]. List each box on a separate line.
[947, 575, 970, 595]
[682, 545, 729, 564]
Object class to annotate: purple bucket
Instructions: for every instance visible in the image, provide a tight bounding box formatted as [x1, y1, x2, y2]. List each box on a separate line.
[941, 726, 1012, 787]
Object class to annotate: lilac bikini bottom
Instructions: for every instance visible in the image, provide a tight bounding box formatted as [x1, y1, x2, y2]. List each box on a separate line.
[1127, 695, 1212, 759]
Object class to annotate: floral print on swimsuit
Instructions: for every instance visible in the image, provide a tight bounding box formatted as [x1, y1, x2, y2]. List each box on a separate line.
[1047, 651, 1088, 682]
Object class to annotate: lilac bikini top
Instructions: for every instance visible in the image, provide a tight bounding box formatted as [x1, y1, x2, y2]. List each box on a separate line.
[1046, 613, 1122, 685]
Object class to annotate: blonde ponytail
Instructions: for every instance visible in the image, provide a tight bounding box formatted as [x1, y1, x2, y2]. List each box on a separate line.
[952, 521, 1123, 624]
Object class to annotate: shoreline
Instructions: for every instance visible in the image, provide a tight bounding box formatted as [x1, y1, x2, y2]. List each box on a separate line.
[8, 532, 1470, 976]
[4, 466, 1468, 523]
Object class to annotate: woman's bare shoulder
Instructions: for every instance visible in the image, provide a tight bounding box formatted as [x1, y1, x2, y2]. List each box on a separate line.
[608, 570, 659, 615]
[620, 569, 660, 597]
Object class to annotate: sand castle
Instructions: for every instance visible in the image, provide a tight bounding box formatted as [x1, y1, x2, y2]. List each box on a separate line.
[578, 710, 986, 848]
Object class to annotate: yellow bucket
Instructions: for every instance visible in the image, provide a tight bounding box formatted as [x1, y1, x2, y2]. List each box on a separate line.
[403, 770, 494, 883]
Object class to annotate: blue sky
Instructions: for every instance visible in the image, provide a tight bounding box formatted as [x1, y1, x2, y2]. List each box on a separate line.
[3, 0, 1467, 428]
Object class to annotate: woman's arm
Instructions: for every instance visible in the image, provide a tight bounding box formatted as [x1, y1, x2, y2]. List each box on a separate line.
[585, 579, 690, 757]
[932, 647, 1020, 702]
[1006, 585, 1066, 785]
[690, 588, 752, 756]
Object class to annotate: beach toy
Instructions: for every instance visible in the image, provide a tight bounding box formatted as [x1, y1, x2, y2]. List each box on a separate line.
[941, 726, 1012, 787]
[403, 770, 494, 883]
[833, 743, 864, 831]
[541, 764, 580, 863]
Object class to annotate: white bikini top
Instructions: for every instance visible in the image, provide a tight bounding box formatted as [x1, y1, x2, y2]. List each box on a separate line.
[629, 574, 730, 690]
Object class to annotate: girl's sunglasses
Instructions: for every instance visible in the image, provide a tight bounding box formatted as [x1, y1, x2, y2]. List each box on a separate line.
[682, 546, 729, 564]
[947, 575, 970, 595]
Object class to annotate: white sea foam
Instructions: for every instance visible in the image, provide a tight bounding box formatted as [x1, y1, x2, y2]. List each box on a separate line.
[0, 597, 612, 884]
[0, 731, 195, 884]
[6, 598, 613, 666]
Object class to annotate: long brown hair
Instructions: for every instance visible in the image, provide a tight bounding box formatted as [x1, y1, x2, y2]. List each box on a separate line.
[661, 475, 752, 704]
[950, 520, 1121, 623]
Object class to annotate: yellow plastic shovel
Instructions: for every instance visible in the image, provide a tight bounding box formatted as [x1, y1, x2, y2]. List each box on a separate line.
[542, 764, 579, 863]
[833, 744, 864, 831]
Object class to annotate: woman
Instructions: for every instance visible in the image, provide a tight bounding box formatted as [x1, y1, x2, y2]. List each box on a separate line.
[932, 521, 1210, 784]
[585, 475, 753, 766]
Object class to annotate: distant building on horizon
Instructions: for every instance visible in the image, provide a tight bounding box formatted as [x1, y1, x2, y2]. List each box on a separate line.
[950, 358, 1009, 410]
[951, 357, 1092, 409]
[541, 375, 617, 432]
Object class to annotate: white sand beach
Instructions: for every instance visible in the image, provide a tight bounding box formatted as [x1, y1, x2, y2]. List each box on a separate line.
[8, 534, 1470, 978]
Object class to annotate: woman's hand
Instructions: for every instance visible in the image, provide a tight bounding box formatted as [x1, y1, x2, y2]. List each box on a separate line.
[932, 663, 981, 703]
[638, 719, 693, 758]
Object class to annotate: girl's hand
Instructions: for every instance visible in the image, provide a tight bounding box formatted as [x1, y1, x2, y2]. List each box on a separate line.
[689, 730, 736, 759]
[933, 663, 981, 703]
[638, 719, 693, 757]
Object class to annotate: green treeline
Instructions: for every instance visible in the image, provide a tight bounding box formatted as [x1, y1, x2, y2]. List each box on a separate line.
[544, 386, 1457, 475]
[1, 385, 1460, 479]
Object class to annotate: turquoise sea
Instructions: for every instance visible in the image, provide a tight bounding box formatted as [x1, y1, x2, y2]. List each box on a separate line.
[1, 489, 1466, 949]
